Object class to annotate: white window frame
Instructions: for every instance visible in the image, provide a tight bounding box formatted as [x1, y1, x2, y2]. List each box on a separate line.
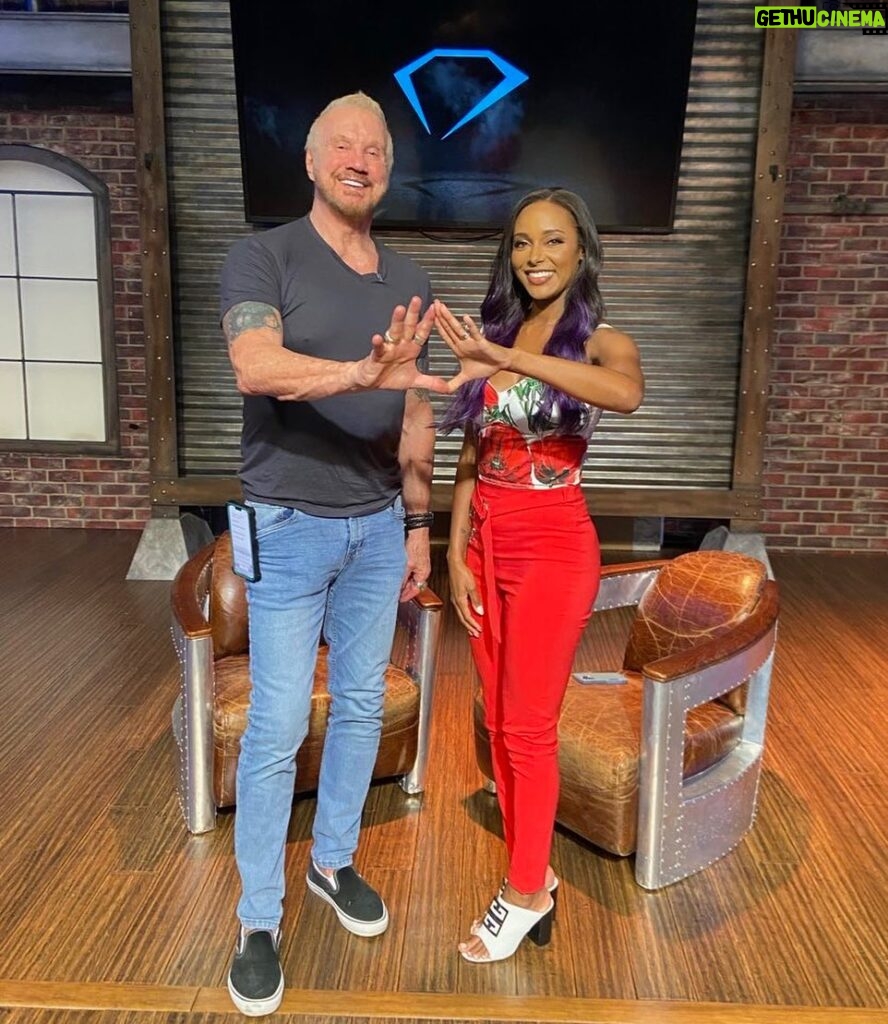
[0, 143, 119, 453]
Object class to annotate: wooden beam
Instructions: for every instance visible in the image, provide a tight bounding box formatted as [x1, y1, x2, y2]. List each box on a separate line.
[731, 15, 798, 530]
[150, 476, 757, 519]
[0, 979, 886, 1023]
[580, 485, 760, 520]
[130, 0, 179, 501]
[784, 199, 888, 216]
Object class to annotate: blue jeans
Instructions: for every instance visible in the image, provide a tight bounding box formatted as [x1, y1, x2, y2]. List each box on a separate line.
[234, 498, 407, 930]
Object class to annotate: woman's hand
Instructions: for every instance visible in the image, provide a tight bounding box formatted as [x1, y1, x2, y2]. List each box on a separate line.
[448, 555, 483, 638]
[434, 300, 511, 392]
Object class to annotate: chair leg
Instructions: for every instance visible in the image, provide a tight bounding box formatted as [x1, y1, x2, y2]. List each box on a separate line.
[398, 598, 442, 798]
[172, 622, 217, 833]
[399, 771, 423, 796]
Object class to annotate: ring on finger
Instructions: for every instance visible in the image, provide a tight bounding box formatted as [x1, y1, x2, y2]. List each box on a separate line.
[384, 330, 397, 344]
[415, 332, 428, 345]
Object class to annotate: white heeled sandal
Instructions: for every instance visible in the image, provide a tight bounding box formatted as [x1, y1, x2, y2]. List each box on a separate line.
[472, 876, 560, 933]
[460, 892, 555, 964]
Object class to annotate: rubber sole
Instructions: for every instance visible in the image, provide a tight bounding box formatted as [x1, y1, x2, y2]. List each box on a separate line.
[227, 973, 284, 1017]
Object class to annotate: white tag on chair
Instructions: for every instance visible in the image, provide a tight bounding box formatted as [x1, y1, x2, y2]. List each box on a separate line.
[572, 672, 627, 685]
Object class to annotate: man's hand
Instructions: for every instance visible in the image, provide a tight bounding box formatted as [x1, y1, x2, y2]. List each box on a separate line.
[434, 299, 512, 392]
[400, 528, 431, 602]
[353, 297, 449, 393]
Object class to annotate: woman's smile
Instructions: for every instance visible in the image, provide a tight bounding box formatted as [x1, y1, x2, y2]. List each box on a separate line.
[511, 200, 583, 308]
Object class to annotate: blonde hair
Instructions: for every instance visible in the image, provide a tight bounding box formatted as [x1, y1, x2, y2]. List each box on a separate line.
[305, 92, 393, 170]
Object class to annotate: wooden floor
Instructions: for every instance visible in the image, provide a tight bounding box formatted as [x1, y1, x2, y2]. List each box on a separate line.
[0, 527, 886, 1024]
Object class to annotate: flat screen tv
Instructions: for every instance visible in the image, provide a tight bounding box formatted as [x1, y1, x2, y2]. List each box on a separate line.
[229, 0, 698, 233]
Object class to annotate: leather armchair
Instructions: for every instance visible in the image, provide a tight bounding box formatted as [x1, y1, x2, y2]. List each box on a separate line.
[171, 533, 443, 834]
[474, 549, 779, 889]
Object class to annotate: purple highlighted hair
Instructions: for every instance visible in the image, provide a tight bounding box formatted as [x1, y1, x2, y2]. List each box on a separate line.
[439, 188, 606, 435]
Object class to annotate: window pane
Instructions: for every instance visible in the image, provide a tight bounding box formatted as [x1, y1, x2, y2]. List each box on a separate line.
[20, 278, 101, 362]
[0, 160, 89, 194]
[26, 361, 106, 441]
[0, 278, 22, 359]
[0, 195, 16, 276]
[17, 194, 97, 280]
[0, 361, 27, 439]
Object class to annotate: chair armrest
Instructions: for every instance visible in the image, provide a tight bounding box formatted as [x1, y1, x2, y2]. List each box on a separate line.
[643, 581, 779, 688]
[595, 560, 669, 612]
[600, 559, 671, 578]
[411, 586, 445, 614]
[170, 539, 215, 639]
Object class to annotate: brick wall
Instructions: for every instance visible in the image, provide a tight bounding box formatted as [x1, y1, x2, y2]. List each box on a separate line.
[766, 94, 888, 552]
[0, 110, 149, 529]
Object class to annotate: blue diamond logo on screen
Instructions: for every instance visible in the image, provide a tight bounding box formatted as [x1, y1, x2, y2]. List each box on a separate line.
[394, 49, 529, 140]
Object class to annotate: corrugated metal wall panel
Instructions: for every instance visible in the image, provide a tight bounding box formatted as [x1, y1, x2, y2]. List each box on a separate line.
[163, 0, 763, 493]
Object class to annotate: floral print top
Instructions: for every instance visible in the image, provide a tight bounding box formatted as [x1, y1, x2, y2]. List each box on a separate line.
[477, 376, 602, 489]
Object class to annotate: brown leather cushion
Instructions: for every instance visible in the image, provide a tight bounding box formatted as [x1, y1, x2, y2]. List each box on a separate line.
[210, 533, 250, 659]
[473, 675, 742, 857]
[624, 550, 767, 715]
[213, 646, 420, 807]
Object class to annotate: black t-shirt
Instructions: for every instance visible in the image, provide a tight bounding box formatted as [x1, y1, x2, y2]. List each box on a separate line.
[219, 216, 432, 516]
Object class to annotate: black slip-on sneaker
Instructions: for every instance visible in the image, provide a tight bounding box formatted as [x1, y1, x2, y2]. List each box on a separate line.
[306, 862, 389, 937]
[227, 926, 284, 1016]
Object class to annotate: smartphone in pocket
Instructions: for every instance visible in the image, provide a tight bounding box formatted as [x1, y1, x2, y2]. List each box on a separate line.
[227, 500, 261, 582]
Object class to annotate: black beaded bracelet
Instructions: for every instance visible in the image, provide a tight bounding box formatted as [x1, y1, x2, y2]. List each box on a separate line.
[405, 511, 435, 531]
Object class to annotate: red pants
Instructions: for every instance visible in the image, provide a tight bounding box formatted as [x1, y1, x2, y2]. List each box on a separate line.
[467, 480, 600, 893]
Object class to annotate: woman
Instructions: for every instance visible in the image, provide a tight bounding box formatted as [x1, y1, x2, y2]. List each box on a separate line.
[437, 188, 644, 963]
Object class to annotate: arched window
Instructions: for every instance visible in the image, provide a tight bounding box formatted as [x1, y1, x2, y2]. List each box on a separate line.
[0, 145, 118, 451]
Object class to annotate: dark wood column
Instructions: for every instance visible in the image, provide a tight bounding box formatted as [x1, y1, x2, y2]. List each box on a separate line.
[731, 21, 798, 531]
[130, 0, 179, 518]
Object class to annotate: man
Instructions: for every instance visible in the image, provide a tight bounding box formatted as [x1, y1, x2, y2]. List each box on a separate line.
[219, 92, 446, 1017]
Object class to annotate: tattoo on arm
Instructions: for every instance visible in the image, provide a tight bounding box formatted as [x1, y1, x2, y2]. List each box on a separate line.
[410, 387, 431, 402]
[223, 302, 282, 344]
